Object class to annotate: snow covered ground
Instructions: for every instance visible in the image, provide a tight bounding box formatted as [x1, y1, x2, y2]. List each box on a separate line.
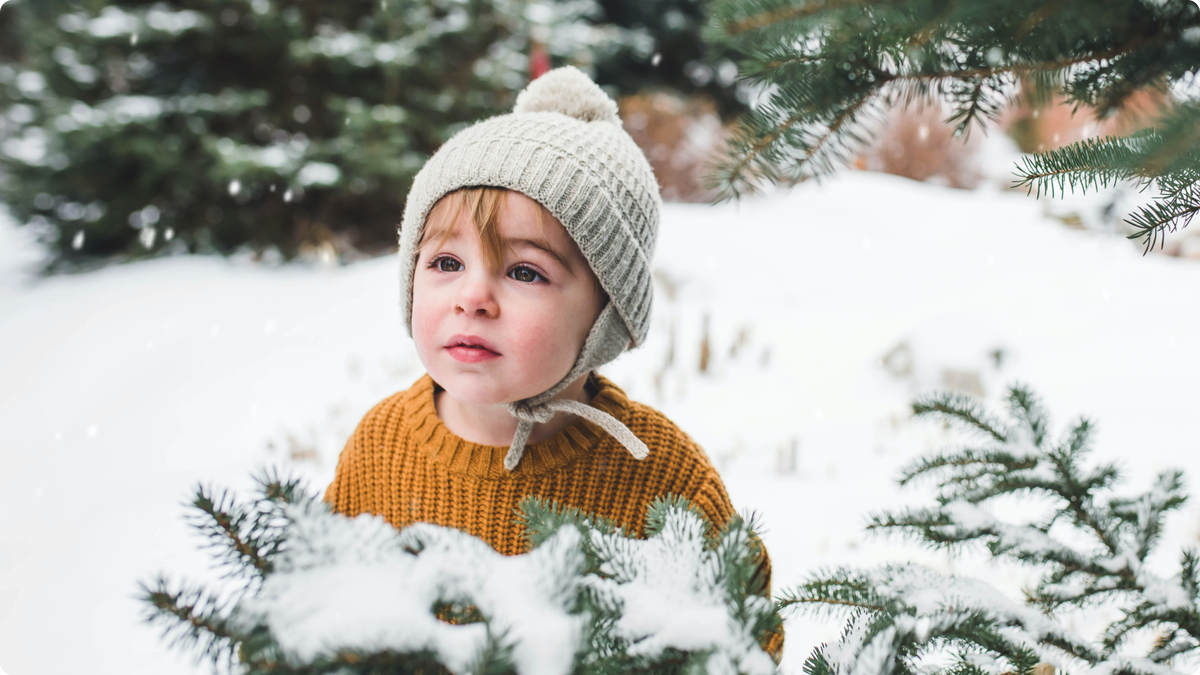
[2, 143, 1199, 675]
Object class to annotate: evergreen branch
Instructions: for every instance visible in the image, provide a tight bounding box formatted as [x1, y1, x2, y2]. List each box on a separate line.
[137, 574, 243, 671]
[874, 41, 1146, 105]
[515, 494, 619, 553]
[245, 467, 318, 569]
[944, 78, 1002, 138]
[776, 569, 884, 617]
[1029, 577, 1140, 613]
[1005, 386, 1050, 447]
[1016, 0, 1072, 39]
[646, 494, 713, 541]
[1038, 425, 1122, 556]
[712, 107, 810, 200]
[1126, 189, 1200, 253]
[800, 92, 877, 175]
[869, 503, 1113, 579]
[1013, 132, 1160, 198]
[784, 383, 1200, 675]
[245, 647, 479, 673]
[897, 447, 1038, 489]
[911, 391, 1009, 443]
[778, 595, 888, 615]
[1012, 102, 1200, 253]
[721, 0, 888, 36]
[251, 465, 312, 506]
[189, 483, 273, 577]
[1139, 104, 1200, 178]
[1146, 628, 1200, 663]
[1109, 470, 1187, 560]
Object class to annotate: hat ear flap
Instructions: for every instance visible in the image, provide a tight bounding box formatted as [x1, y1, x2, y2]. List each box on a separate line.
[514, 302, 630, 409]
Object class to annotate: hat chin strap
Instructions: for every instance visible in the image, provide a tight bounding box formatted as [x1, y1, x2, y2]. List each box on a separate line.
[500, 302, 647, 471]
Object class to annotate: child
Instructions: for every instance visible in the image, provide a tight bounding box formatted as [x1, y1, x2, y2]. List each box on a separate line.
[323, 66, 783, 660]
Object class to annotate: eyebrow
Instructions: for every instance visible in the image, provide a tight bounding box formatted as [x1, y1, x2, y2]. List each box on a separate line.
[508, 237, 575, 274]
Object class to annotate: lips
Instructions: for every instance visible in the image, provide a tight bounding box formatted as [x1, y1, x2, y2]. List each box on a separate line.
[445, 334, 501, 363]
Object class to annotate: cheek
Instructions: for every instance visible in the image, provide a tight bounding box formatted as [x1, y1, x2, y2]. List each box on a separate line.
[506, 292, 598, 371]
[410, 276, 442, 359]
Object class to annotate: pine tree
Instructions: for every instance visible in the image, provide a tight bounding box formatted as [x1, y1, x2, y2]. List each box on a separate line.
[589, 0, 749, 120]
[701, 0, 1200, 252]
[0, 0, 650, 270]
[139, 468, 781, 675]
[782, 385, 1200, 675]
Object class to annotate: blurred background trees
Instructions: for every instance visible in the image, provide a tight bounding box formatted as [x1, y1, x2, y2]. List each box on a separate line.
[0, 0, 749, 271]
[4, 0, 1200, 271]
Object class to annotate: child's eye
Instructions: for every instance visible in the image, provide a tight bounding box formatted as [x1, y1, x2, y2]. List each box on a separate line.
[429, 256, 462, 273]
[509, 265, 546, 284]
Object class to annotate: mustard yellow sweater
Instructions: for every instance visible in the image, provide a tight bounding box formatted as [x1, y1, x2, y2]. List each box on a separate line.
[323, 372, 783, 659]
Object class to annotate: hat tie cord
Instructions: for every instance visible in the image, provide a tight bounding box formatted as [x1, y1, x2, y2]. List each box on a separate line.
[503, 399, 649, 471]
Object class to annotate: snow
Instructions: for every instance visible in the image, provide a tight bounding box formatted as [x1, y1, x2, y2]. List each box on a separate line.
[939, 501, 1070, 560]
[226, 495, 770, 674]
[2, 134, 1200, 675]
[237, 502, 585, 675]
[587, 507, 777, 675]
[813, 563, 1101, 675]
[55, 6, 208, 38]
[297, 162, 341, 186]
[45, 92, 269, 134]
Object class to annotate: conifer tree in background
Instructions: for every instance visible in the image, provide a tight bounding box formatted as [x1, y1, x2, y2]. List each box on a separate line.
[0, 0, 654, 270]
[787, 385, 1200, 675]
[139, 469, 781, 675]
[702, 0, 1200, 251]
[590, 0, 749, 120]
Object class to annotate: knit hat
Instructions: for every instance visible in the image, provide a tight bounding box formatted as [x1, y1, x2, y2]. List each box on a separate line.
[397, 66, 662, 470]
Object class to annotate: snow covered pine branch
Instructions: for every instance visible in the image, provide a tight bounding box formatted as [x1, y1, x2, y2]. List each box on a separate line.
[137, 469, 781, 675]
[778, 384, 1199, 675]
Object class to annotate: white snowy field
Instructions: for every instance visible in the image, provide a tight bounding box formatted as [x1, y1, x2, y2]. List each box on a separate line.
[2, 156, 1199, 675]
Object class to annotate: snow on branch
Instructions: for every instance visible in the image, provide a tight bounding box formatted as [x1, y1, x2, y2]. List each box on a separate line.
[786, 383, 1200, 675]
[140, 474, 779, 675]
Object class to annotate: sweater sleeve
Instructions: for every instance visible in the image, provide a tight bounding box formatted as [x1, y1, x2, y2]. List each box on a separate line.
[323, 429, 360, 515]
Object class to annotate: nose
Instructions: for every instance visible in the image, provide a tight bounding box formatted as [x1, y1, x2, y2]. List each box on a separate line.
[454, 269, 500, 318]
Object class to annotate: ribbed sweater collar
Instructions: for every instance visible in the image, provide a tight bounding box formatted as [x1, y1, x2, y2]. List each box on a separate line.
[407, 373, 630, 479]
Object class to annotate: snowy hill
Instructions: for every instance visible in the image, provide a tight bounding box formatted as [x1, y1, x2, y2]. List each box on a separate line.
[1, 166, 1198, 675]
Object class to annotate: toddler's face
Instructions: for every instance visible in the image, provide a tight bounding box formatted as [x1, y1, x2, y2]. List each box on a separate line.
[411, 191, 606, 406]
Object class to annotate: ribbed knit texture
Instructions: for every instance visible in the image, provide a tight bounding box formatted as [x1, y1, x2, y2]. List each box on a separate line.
[322, 372, 784, 660]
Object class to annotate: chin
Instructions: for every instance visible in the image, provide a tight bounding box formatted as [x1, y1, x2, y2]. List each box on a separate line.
[441, 380, 509, 406]
[433, 368, 561, 407]
[433, 370, 517, 406]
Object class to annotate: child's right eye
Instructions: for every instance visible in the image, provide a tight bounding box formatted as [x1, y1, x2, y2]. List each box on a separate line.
[430, 256, 463, 273]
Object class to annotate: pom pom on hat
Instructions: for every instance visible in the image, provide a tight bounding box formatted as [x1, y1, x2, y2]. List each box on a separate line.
[512, 65, 621, 126]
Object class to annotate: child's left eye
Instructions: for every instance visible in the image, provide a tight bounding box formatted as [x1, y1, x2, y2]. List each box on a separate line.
[509, 266, 546, 284]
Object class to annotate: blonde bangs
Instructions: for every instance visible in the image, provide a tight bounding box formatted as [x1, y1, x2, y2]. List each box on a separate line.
[419, 187, 546, 271]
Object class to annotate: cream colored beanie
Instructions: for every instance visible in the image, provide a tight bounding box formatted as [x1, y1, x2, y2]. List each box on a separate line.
[397, 66, 662, 470]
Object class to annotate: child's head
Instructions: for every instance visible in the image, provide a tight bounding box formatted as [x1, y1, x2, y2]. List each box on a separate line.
[395, 66, 662, 466]
[411, 186, 607, 406]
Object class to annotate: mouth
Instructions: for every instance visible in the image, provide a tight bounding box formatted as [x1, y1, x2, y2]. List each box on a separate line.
[445, 334, 501, 363]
